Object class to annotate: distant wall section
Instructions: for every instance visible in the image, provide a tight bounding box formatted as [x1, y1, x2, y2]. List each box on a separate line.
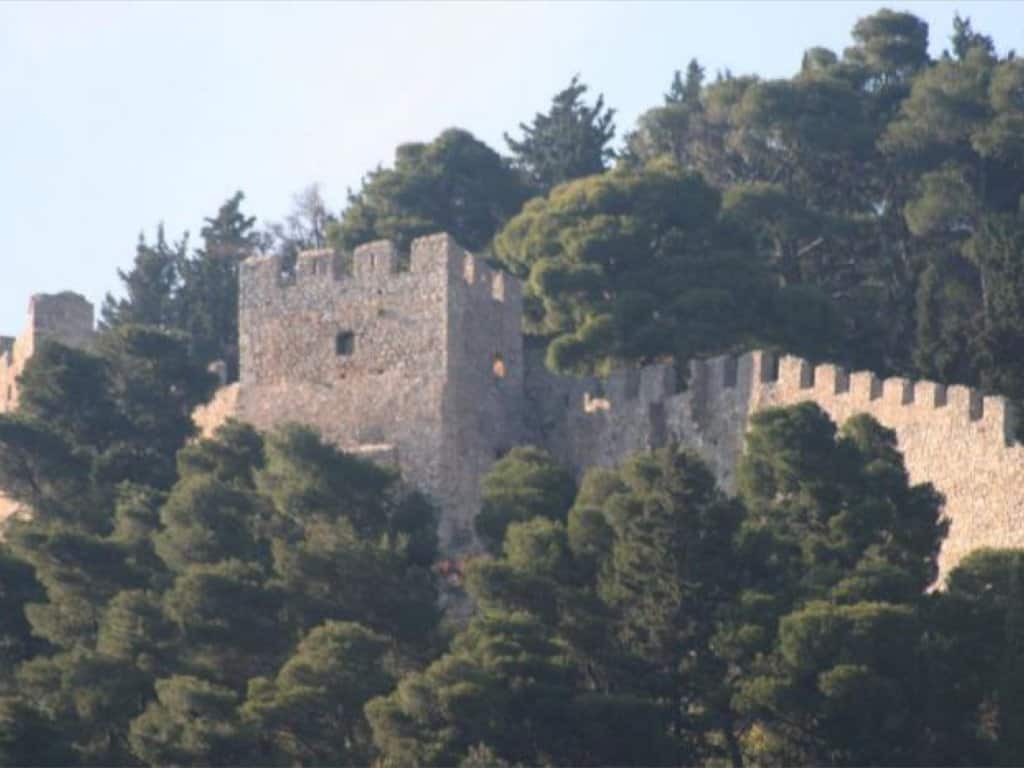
[540, 349, 1023, 581]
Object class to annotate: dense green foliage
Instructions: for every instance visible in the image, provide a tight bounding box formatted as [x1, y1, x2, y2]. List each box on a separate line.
[0, 343, 439, 764]
[615, 10, 1024, 398]
[329, 128, 531, 254]
[365, 406, 1024, 767]
[505, 75, 617, 194]
[102, 192, 260, 381]
[493, 161, 837, 374]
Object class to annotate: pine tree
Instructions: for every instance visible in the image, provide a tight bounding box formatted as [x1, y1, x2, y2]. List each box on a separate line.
[176, 192, 259, 380]
[505, 75, 616, 192]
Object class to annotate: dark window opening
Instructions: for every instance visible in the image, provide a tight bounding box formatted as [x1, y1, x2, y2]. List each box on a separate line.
[335, 331, 355, 356]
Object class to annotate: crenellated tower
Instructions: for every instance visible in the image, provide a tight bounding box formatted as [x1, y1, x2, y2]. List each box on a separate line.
[225, 233, 526, 551]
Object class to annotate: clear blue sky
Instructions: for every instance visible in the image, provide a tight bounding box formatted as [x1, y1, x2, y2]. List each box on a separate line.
[1, 1, 1021, 334]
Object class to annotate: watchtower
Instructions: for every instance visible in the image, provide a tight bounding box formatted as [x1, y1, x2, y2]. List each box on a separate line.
[236, 233, 526, 550]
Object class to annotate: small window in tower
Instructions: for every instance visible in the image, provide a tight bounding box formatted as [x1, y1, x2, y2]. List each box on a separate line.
[492, 354, 506, 379]
[335, 331, 355, 357]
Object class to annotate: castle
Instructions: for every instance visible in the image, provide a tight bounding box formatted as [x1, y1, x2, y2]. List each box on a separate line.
[6, 233, 1024, 579]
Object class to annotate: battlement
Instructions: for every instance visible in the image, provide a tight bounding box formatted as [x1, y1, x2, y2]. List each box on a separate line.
[582, 364, 678, 410]
[677, 350, 1017, 444]
[555, 346, 1024, 582]
[239, 233, 521, 308]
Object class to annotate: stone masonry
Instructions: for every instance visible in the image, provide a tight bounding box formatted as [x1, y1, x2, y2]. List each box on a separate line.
[192, 232, 1024, 578]
[6, 235, 1024, 580]
[525, 348, 1022, 581]
[0, 292, 96, 521]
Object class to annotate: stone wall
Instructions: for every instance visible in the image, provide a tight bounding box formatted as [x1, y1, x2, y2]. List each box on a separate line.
[441, 241, 527, 549]
[541, 349, 1024, 581]
[0, 292, 95, 524]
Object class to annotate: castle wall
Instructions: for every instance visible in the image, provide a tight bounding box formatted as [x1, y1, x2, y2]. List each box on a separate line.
[545, 349, 1024, 581]
[442, 240, 527, 549]
[0, 292, 95, 524]
[752, 354, 1023, 580]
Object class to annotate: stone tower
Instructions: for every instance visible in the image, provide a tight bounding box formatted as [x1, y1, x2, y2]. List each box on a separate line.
[0, 292, 95, 523]
[228, 233, 526, 550]
[0, 292, 95, 414]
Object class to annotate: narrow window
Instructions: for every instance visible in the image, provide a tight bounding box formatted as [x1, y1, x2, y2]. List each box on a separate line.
[335, 331, 355, 356]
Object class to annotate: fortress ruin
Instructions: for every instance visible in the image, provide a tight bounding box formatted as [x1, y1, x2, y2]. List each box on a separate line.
[5, 233, 1024, 579]
[0, 291, 97, 521]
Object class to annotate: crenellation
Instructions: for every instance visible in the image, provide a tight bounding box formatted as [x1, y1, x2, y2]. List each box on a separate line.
[779, 355, 813, 389]
[410, 232, 464, 276]
[353, 240, 399, 279]
[740, 349, 777, 384]
[462, 253, 477, 284]
[1, 292, 95, 524]
[815, 363, 849, 395]
[0, 229, 991, 583]
[704, 354, 735, 389]
[915, 380, 948, 408]
[947, 385, 983, 421]
[239, 252, 287, 292]
[982, 396, 1017, 443]
[722, 355, 738, 387]
[7, 232, 1024, 584]
[297, 248, 341, 281]
[491, 272, 507, 302]
[883, 376, 914, 405]
[849, 370, 882, 403]
[640, 364, 675, 401]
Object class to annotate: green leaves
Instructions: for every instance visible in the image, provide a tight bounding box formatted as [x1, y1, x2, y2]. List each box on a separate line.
[129, 676, 252, 767]
[366, 610, 577, 767]
[505, 75, 616, 193]
[332, 128, 530, 253]
[495, 163, 782, 375]
[0, 409, 442, 766]
[242, 621, 393, 765]
[475, 446, 575, 554]
[732, 404, 948, 764]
